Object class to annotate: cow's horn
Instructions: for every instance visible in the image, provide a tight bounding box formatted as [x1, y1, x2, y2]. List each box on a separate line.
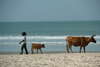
[92, 35, 96, 37]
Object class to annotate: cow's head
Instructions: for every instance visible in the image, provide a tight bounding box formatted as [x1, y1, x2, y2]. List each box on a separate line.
[42, 44, 45, 48]
[90, 35, 96, 43]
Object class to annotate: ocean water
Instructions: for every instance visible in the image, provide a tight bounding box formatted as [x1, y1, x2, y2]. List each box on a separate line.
[0, 21, 100, 53]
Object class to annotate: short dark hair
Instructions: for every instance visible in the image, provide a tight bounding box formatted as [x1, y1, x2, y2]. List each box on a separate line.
[22, 32, 27, 36]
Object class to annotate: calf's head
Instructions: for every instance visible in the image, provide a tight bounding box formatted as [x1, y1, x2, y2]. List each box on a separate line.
[90, 35, 96, 43]
[42, 44, 45, 48]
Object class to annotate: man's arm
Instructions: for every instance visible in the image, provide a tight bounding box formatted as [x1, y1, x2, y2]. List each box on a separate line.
[19, 40, 24, 44]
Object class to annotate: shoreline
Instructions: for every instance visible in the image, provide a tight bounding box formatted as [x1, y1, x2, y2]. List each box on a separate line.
[0, 51, 100, 55]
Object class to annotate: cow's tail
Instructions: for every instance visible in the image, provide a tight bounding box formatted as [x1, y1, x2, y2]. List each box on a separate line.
[66, 40, 68, 50]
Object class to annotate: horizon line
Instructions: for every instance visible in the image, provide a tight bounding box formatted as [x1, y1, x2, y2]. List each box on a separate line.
[0, 20, 100, 23]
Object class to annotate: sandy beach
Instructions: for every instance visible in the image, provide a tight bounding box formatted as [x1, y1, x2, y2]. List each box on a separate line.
[0, 53, 100, 67]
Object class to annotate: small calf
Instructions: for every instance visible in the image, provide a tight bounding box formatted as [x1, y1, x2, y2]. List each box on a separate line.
[31, 43, 45, 54]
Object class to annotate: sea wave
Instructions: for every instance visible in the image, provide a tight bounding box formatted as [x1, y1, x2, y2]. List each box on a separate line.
[0, 35, 100, 45]
[0, 35, 100, 40]
[0, 36, 66, 40]
[0, 41, 100, 45]
[0, 42, 66, 45]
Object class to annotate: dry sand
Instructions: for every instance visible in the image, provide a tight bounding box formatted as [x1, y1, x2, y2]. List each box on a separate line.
[0, 53, 100, 67]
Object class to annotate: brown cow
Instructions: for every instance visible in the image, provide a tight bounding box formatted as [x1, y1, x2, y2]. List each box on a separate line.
[66, 35, 96, 53]
[31, 43, 45, 54]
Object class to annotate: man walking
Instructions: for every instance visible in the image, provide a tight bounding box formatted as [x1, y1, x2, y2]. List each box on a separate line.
[19, 32, 28, 54]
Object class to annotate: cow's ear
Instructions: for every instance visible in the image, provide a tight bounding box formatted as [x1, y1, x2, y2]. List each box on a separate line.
[92, 35, 96, 37]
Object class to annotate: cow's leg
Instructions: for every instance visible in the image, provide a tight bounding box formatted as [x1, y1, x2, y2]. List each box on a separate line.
[37, 49, 38, 54]
[83, 46, 86, 53]
[69, 46, 73, 53]
[40, 49, 43, 54]
[66, 41, 69, 53]
[31, 48, 34, 54]
[80, 46, 82, 53]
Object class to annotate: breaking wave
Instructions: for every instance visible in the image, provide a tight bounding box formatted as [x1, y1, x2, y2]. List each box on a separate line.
[0, 35, 100, 40]
[0, 35, 100, 45]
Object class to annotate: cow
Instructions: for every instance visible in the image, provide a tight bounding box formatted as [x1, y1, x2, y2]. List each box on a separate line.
[31, 43, 45, 54]
[66, 35, 96, 53]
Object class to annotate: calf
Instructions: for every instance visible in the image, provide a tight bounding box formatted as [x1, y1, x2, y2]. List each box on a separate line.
[31, 43, 45, 54]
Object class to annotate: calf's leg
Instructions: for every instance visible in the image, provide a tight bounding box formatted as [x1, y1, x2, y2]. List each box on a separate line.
[31, 48, 34, 54]
[69, 45, 73, 53]
[40, 49, 43, 54]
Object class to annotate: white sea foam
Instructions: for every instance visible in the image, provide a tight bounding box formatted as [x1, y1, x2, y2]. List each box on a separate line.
[0, 41, 100, 45]
[0, 36, 66, 40]
[27, 36, 66, 39]
[0, 35, 100, 40]
[0, 41, 66, 45]
[0, 35, 100, 45]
